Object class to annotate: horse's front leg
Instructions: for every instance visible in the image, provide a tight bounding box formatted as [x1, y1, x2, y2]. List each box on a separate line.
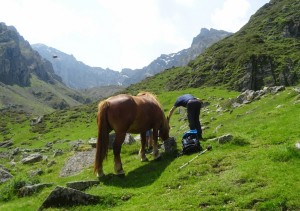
[113, 133, 126, 176]
[152, 129, 160, 160]
[139, 132, 148, 162]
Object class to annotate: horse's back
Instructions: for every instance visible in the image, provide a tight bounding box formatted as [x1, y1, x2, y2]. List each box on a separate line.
[103, 94, 137, 131]
[103, 93, 162, 133]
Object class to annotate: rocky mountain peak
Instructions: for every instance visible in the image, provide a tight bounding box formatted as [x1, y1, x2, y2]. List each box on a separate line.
[0, 22, 59, 86]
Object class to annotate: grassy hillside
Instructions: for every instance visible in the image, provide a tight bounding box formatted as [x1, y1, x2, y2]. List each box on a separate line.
[125, 0, 300, 93]
[0, 74, 87, 115]
[0, 86, 299, 210]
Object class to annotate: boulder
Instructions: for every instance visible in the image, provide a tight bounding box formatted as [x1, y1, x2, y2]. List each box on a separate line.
[38, 186, 101, 210]
[162, 137, 177, 153]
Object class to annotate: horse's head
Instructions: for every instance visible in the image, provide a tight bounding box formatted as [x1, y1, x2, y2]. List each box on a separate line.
[159, 114, 170, 141]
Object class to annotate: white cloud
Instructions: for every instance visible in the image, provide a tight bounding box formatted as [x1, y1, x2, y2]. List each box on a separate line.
[211, 0, 251, 32]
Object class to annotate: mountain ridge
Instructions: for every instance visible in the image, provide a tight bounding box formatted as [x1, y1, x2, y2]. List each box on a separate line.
[0, 22, 89, 114]
[33, 28, 232, 89]
[124, 0, 300, 93]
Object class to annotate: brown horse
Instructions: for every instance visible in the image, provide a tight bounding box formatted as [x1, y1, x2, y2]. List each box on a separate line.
[94, 92, 170, 177]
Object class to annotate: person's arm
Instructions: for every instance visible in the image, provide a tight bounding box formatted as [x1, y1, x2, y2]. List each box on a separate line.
[167, 106, 176, 122]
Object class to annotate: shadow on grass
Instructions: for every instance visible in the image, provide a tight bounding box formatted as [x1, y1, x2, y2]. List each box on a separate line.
[99, 152, 177, 188]
[231, 137, 250, 146]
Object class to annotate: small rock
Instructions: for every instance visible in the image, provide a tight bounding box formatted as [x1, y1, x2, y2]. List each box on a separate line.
[232, 102, 241, 108]
[293, 87, 300, 94]
[124, 133, 136, 145]
[208, 134, 233, 144]
[12, 147, 20, 156]
[0, 168, 13, 183]
[18, 183, 53, 197]
[0, 141, 13, 148]
[214, 124, 223, 133]
[21, 153, 43, 164]
[29, 168, 44, 177]
[295, 142, 300, 150]
[30, 116, 44, 126]
[66, 180, 100, 191]
[88, 138, 97, 148]
[53, 149, 63, 157]
[47, 160, 56, 167]
[70, 140, 84, 150]
[45, 142, 53, 148]
[218, 134, 233, 144]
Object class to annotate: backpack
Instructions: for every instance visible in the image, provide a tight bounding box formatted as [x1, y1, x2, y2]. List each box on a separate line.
[181, 130, 202, 154]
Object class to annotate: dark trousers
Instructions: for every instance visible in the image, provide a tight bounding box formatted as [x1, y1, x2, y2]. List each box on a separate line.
[187, 99, 202, 138]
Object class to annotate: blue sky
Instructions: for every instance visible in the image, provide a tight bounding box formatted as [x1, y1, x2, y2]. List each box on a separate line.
[0, 0, 269, 71]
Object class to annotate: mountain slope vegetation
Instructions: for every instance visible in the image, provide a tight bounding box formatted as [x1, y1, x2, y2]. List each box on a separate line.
[0, 87, 299, 210]
[125, 0, 300, 93]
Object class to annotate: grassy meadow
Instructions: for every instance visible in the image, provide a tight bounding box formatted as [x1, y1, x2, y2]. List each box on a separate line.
[0, 86, 300, 210]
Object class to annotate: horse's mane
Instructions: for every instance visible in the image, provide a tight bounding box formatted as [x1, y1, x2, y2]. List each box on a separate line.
[137, 92, 168, 130]
[137, 92, 161, 107]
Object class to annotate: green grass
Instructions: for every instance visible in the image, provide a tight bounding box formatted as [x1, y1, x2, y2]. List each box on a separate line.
[0, 86, 300, 210]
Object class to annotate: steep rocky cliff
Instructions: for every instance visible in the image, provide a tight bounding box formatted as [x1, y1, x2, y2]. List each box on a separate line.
[0, 23, 60, 86]
[0, 23, 90, 114]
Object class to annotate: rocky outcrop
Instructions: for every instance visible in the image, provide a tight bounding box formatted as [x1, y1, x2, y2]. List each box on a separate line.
[231, 86, 285, 108]
[0, 22, 60, 86]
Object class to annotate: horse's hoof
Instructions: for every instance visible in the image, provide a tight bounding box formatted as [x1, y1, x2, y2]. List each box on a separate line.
[141, 157, 149, 162]
[154, 154, 162, 161]
[115, 169, 125, 178]
[97, 172, 105, 178]
[116, 173, 125, 178]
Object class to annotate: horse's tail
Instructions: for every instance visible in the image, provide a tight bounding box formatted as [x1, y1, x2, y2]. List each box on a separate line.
[94, 101, 110, 174]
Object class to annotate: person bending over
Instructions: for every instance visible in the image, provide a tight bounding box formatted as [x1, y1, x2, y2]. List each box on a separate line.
[168, 94, 203, 139]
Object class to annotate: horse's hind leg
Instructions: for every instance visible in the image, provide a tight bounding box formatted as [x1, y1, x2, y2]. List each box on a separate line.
[139, 132, 148, 162]
[152, 129, 161, 160]
[113, 132, 126, 176]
